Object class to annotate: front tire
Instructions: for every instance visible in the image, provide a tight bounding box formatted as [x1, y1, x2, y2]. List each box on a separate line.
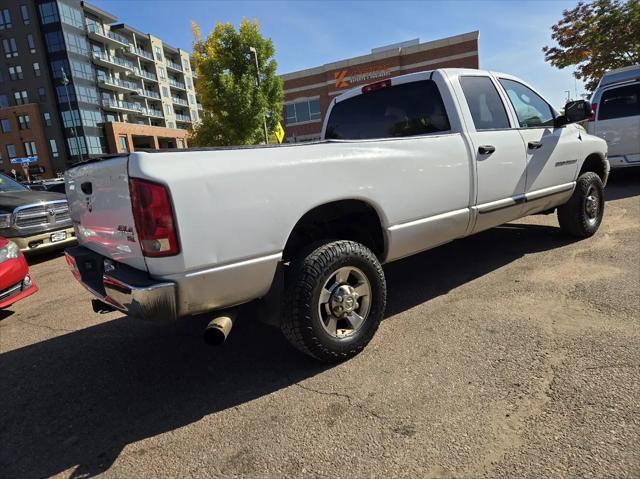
[557, 171, 604, 238]
[281, 240, 386, 362]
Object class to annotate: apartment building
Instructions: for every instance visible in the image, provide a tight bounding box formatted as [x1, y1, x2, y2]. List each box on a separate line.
[0, 0, 201, 177]
[281, 32, 479, 142]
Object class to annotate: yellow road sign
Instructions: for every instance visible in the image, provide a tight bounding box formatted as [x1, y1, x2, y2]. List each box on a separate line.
[275, 121, 285, 144]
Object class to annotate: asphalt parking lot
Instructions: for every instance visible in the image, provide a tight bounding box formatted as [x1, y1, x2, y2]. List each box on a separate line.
[1, 170, 638, 479]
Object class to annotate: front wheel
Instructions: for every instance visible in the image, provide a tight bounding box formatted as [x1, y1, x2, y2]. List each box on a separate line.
[557, 171, 605, 238]
[281, 240, 386, 362]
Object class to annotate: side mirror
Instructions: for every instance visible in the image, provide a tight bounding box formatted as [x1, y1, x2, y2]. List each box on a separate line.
[564, 99, 592, 124]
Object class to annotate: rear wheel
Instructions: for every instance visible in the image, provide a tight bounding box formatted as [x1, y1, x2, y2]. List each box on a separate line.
[281, 240, 386, 362]
[557, 171, 604, 238]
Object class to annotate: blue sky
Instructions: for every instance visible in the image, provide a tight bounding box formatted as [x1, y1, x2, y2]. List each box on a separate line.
[93, 0, 585, 108]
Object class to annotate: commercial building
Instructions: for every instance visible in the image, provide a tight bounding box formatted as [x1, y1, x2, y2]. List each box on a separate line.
[0, 0, 201, 179]
[281, 31, 479, 142]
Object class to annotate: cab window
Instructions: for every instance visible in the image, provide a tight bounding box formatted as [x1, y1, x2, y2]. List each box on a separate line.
[598, 84, 639, 120]
[325, 80, 450, 140]
[459, 76, 510, 130]
[499, 79, 554, 128]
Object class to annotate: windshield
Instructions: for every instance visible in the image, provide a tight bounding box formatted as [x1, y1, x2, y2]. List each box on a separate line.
[0, 174, 29, 192]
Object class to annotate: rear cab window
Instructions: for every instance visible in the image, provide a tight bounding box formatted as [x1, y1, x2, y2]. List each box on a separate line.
[325, 80, 451, 140]
[459, 76, 510, 130]
[598, 83, 639, 120]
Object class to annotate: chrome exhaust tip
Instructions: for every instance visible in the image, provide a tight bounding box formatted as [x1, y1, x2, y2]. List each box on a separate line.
[204, 312, 235, 345]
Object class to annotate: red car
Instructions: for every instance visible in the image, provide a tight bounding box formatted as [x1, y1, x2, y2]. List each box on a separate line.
[0, 236, 37, 309]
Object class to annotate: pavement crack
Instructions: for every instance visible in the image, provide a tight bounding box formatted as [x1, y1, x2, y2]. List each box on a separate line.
[293, 382, 355, 404]
[4, 317, 78, 334]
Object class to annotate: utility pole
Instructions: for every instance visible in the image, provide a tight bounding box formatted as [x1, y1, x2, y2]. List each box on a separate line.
[249, 46, 269, 144]
[61, 68, 84, 162]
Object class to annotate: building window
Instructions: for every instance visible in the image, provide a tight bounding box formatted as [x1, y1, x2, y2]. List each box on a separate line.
[14, 90, 28, 105]
[38, 87, 46, 101]
[38, 2, 59, 24]
[43, 112, 52, 126]
[6, 144, 17, 159]
[0, 95, 8, 107]
[64, 32, 89, 55]
[8, 65, 23, 80]
[167, 121, 174, 129]
[1, 118, 10, 133]
[26, 34, 35, 53]
[49, 139, 58, 157]
[3, 38, 18, 58]
[56, 85, 75, 103]
[190, 110, 198, 121]
[45, 31, 64, 53]
[20, 5, 30, 25]
[86, 136, 103, 154]
[284, 98, 321, 125]
[18, 115, 30, 130]
[158, 68, 166, 80]
[33, 62, 40, 77]
[154, 46, 162, 61]
[75, 85, 98, 104]
[182, 60, 189, 71]
[118, 135, 128, 152]
[59, 3, 83, 28]
[62, 110, 81, 127]
[162, 86, 169, 97]
[71, 60, 94, 81]
[177, 138, 185, 149]
[67, 137, 87, 156]
[23, 141, 37, 156]
[79, 109, 103, 127]
[164, 104, 172, 115]
[0, 9, 12, 30]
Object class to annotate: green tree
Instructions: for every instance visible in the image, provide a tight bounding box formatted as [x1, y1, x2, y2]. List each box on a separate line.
[190, 19, 284, 146]
[542, 0, 640, 92]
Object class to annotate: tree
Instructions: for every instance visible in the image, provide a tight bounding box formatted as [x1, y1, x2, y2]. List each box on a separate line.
[190, 19, 284, 146]
[543, 0, 640, 92]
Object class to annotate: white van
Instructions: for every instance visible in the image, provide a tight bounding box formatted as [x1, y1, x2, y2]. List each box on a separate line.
[587, 65, 640, 168]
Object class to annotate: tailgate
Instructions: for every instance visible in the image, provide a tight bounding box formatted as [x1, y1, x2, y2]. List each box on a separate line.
[65, 156, 147, 271]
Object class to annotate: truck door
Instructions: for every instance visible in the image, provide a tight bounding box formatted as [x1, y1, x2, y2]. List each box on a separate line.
[457, 75, 527, 233]
[497, 78, 580, 196]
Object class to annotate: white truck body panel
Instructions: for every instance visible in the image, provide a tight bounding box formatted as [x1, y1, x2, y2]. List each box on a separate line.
[66, 68, 608, 318]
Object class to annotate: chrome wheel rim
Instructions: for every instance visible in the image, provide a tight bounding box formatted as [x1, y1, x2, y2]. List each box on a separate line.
[585, 185, 600, 226]
[318, 266, 372, 338]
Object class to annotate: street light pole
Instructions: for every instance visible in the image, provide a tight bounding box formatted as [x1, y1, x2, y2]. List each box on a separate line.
[61, 68, 84, 162]
[249, 46, 269, 144]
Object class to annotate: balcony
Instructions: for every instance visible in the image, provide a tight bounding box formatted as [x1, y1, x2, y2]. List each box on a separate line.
[171, 96, 188, 107]
[168, 78, 186, 90]
[137, 89, 161, 100]
[132, 68, 158, 82]
[98, 76, 139, 93]
[175, 113, 191, 123]
[166, 60, 182, 72]
[140, 107, 164, 118]
[92, 51, 134, 72]
[87, 23, 129, 47]
[102, 99, 143, 113]
[127, 45, 153, 61]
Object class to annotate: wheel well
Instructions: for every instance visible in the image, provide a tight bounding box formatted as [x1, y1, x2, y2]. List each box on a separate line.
[580, 153, 606, 182]
[283, 200, 386, 261]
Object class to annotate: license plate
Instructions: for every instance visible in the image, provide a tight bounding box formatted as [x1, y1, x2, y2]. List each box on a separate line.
[50, 231, 67, 243]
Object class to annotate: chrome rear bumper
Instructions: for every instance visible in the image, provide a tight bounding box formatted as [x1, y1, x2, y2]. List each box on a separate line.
[65, 246, 177, 321]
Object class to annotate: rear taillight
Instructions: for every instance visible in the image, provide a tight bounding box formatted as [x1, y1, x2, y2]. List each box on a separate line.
[362, 79, 391, 94]
[589, 102, 597, 122]
[129, 178, 180, 257]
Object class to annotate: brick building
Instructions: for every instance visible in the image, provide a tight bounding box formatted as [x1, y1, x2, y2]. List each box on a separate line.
[281, 31, 479, 142]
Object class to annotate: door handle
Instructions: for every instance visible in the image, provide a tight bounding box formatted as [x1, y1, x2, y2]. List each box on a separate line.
[478, 145, 495, 155]
[528, 141, 543, 150]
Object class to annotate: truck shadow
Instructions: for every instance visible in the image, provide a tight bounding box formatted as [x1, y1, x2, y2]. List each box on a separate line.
[0, 222, 588, 478]
[604, 167, 640, 201]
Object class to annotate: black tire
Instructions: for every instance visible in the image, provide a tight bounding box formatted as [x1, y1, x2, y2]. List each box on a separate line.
[557, 171, 605, 238]
[281, 240, 386, 362]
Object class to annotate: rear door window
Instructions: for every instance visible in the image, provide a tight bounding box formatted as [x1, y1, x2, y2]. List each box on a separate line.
[598, 84, 639, 120]
[325, 80, 450, 140]
[459, 76, 510, 130]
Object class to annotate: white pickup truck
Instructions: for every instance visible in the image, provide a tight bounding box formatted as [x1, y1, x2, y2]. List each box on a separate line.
[65, 68, 608, 362]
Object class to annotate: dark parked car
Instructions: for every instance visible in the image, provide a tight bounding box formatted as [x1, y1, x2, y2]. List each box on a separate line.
[24, 178, 67, 195]
[0, 174, 76, 253]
